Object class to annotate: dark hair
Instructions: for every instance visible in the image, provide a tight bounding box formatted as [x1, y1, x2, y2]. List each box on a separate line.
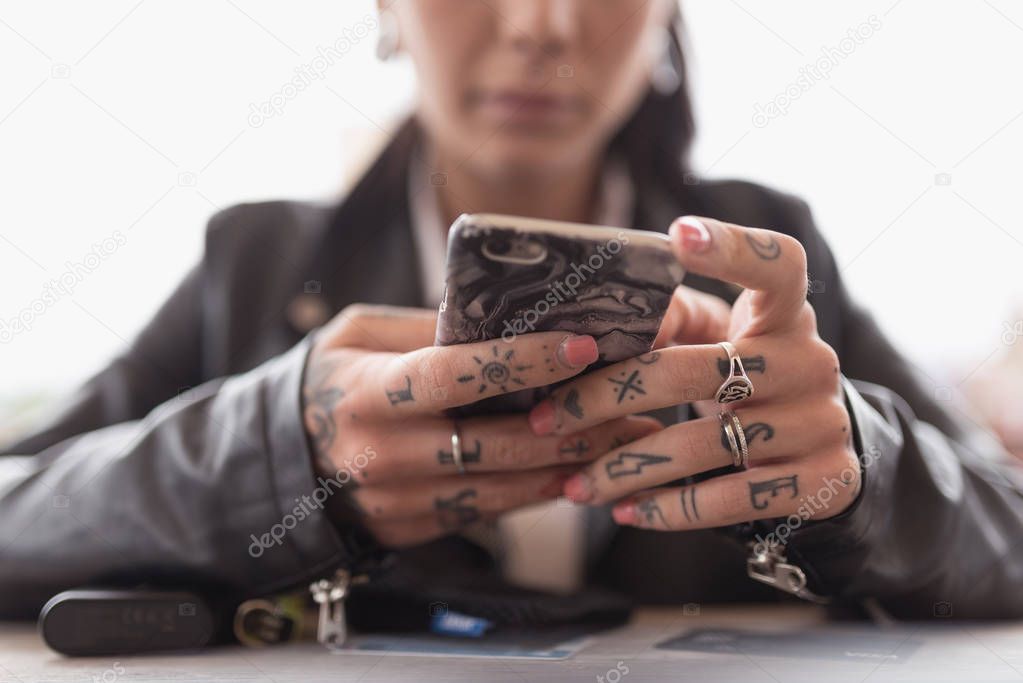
[607, 4, 695, 191]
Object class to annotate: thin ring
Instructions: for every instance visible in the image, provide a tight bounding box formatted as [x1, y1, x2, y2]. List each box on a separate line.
[718, 408, 749, 469]
[715, 341, 755, 404]
[450, 423, 466, 475]
[719, 411, 742, 468]
[729, 410, 750, 469]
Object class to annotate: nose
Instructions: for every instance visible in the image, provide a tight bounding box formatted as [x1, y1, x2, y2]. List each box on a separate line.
[500, 0, 577, 58]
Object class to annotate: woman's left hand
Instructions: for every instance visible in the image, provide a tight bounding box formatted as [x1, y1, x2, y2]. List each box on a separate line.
[526, 216, 861, 531]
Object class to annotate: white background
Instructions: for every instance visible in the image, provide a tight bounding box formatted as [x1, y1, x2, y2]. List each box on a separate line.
[1, 0, 1022, 427]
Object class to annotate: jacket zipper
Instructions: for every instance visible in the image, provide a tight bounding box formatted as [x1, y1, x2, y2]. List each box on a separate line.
[745, 533, 830, 604]
[309, 569, 369, 648]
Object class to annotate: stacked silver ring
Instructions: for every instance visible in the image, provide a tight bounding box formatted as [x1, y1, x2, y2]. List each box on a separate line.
[450, 423, 466, 475]
[719, 409, 749, 469]
[715, 342, 754, 469]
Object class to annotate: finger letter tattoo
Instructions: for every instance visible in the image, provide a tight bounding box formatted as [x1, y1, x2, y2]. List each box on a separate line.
[746, 233, 781, 260]
[720, 422, 775, 453]
[605, 452, 672, 479]
[718, 356, 766, 378]
[748, 475, 799, 510]
[434, 488, 481, 530]
[386, 375, 415, 405]
[437, 439, 482, 466]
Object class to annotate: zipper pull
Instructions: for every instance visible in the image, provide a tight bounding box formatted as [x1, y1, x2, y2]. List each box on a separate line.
[746, 542, 830, 604]
[310, 569, 368, 648]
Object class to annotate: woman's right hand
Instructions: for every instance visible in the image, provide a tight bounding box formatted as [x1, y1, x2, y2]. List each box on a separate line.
[301, 304, 662, 548]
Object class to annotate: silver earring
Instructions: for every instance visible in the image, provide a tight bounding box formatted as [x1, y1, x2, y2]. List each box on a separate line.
[376, 11, 399, 61]
[650, 28, 681, 95]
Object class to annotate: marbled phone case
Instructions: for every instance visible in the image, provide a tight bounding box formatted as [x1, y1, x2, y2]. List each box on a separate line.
[436, 214, 684, 415]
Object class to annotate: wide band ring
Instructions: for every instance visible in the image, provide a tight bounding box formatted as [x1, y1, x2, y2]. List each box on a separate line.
[718, 408, 749, 469]
[450, 423, 466, 475]
[715, 341, 755, 404]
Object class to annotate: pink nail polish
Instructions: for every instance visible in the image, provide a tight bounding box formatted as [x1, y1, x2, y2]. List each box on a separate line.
[557, 334, 598, 368]
[529, 400, 556, 435]
[563, 473, 593, 503]
[671, 216, 712, 253]
[612, 502, 637, 525]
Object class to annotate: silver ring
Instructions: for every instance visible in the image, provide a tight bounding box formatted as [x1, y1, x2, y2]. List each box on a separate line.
[718, 409, 749, 469]
[450, 423, 466, 475]
[715, 341, 755, 404]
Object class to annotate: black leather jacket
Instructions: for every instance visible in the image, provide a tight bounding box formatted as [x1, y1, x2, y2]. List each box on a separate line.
[3, 122, 1022, 620]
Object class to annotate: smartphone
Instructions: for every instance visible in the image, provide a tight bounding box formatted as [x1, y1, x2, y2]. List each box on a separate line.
[435, 213, 684, 415]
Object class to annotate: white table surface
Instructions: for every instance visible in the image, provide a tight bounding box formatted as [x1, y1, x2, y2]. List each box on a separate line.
[3, 605, 1023, 683]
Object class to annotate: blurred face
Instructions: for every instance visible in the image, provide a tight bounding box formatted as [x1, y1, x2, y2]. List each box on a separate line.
[389, 0, 674, 179]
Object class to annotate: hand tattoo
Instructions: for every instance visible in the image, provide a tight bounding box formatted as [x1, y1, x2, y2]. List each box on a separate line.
[679, 486, 699, 523]
[564, 389, 584, 419]
[457, 345, 532, 394]
[605, 452, 672, 479]
[558, 437, 590, 458]
[386, 375, 414, 405]
[720, 422, 775, 453]
[437, 439, 482, 466]
[718, 356, 766, 377]
[746, 233, 781, 260]
[637, 499, 669, 528]
[435, 488, 481, 530]
[608, 369, 646, 403]
[303, 357, 345, 472]
[636, 351, 661, 365]
[749, 475, 799, 510]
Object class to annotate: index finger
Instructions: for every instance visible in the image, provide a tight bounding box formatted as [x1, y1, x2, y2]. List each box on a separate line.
[359, 332, 600, 418]
[320, 304, 439, 353]
[669, 216, 808, 334]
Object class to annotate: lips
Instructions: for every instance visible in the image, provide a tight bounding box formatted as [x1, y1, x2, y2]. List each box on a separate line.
[473, 89, 582, 123]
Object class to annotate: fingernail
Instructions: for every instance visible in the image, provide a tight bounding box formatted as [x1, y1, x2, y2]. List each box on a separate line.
[612, 502, 637, 525]
[528, 400, 556, 435]
[557, 334, 598, 368]
[563, 473, 594, 503]
[670, 216, 712, 253]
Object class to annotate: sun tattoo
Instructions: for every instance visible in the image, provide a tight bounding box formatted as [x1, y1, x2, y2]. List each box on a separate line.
[457, 345, 533, 394]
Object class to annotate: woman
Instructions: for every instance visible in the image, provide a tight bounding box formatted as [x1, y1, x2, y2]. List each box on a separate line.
[3, 0, 1022, 622]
